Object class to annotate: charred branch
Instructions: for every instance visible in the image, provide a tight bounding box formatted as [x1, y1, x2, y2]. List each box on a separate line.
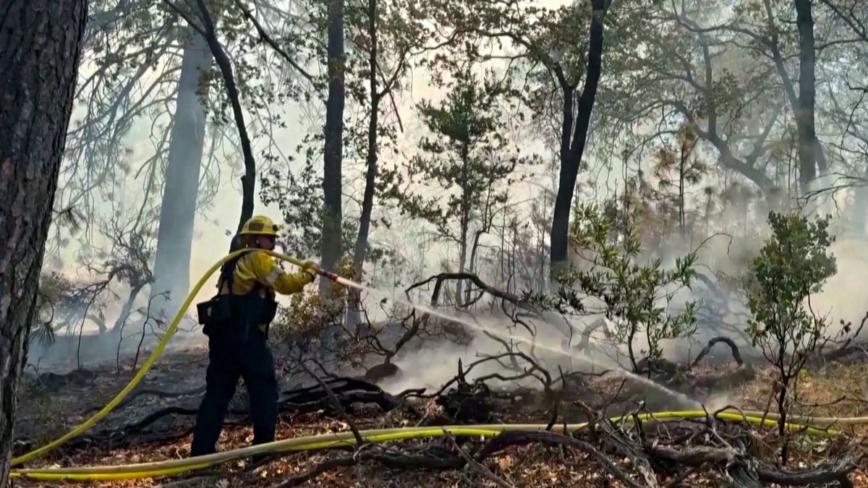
[690, 336, 746, 368]
[406, 272, 527, 308]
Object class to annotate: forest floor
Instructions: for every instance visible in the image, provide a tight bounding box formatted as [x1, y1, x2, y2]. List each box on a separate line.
[10, 342, 868, 488]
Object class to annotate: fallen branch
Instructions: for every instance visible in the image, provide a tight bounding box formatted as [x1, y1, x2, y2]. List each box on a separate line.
[648, 445, 858, 487]
[84, 385, 207, 413]
[756, 456, 858, 487]
[690, 336, 745, 368]
[301, 361, 366, 447]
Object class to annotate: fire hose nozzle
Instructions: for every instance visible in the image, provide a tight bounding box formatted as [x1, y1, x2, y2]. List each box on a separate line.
[318, 269, 340, 281]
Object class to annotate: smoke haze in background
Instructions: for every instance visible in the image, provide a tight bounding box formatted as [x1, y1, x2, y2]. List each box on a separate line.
[28, 0, 868, 393]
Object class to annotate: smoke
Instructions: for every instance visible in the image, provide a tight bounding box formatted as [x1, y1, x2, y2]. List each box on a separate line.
[809, 238, 868, 331]
[33, 0, 868, 406]
[376, 311, 622, 395]
[25, 275, 206, 373]
[368, 208, 868, 403]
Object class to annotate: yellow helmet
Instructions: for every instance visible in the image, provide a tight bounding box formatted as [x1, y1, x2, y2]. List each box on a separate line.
[240, 215, 280, 236]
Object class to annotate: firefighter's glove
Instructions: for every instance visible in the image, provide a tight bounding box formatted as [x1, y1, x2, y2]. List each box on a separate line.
[300, 261, 320, 280]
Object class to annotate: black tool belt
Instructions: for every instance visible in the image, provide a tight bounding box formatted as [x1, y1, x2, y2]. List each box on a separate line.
[197, 293, 277, 336]
[195, 254, 278, 338]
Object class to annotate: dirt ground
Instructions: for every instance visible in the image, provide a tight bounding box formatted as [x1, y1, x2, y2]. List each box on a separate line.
[10, 345, 868, 488]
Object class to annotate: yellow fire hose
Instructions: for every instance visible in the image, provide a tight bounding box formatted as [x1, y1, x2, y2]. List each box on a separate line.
[7, 249, 865, 481]
[7, 413, 838, 481]
[11, 248, 270, 467]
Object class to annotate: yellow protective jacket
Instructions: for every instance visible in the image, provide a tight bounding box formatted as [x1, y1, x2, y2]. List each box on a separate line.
[215, 250, 315, 334]
[218, 250, 315, 297]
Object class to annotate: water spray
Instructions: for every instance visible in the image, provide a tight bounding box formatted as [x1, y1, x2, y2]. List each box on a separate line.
[313, 262, 702, 408]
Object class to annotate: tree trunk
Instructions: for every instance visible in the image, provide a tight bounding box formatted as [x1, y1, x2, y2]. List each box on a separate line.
[352, 0, 379, 281]
[793, 0, 818, 193]
[456, 230, 468, 304]
[764, 0, 828, 177]
[111, 284, 145, 332]
[320, 0, 347, 294]
[150, 32, 211, 319]
[456, 143, 471, 305]
[192, 0, 257, 240]
[0, 0, 87, 481]
[851, 167, 868, 237]
[348, 0, 380, 329]
[549, 0, 607, 277]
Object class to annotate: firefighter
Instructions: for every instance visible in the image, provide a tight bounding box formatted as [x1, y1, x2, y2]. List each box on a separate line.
[190, 215, 319, 460]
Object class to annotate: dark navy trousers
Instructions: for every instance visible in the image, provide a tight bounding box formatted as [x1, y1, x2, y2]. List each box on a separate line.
[189, 324, 278, 458]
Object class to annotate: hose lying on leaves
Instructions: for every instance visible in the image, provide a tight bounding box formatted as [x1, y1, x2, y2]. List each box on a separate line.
[10, 410, 840, 481]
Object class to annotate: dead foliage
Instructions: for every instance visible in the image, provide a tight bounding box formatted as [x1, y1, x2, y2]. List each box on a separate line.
[11, 340, 868, 488]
